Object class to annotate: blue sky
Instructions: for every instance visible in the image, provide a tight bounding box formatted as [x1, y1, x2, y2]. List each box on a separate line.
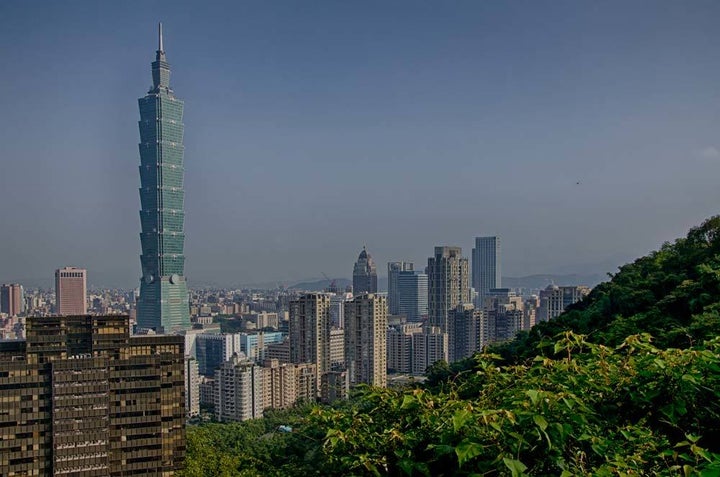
[1, 1, 720, 287]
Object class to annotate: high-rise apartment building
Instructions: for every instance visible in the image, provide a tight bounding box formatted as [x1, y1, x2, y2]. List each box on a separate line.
[447, 303, 483, 362]
[214, 354, 264, 422]
[353, 247, 378, 295]
[387, 261, 414, 315]
[412, 326, 448, 375]
[289, 293, 331, 394]
[136, 24, 191, 332]
[185, 356, 200, 418]
[0, 315, 185, 476]
[427, 246, 470, 332]
[0, 283, 24, 316]
[472, 236, 501, 307]
[536, 285, 590, 322]
[483, 288, 525, 345]
[344, 294, 387, 388]
[55, 267, 87, 315]
[263, 359, 317, 410]
[397, 270, 428, 322]
[387, 322, 422, 374]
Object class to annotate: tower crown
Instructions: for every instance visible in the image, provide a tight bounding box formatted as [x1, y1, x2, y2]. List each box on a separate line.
[151, 22, 171, 92]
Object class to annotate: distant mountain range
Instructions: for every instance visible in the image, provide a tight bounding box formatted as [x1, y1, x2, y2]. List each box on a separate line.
[287, 273, 608, 292]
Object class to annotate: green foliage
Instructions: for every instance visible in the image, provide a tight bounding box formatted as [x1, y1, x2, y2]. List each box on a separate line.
[494, 217, 720, 363]
[306, 334, 720, 475]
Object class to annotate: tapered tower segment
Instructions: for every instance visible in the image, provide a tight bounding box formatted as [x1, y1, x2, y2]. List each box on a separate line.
[136, 23, 190, 331]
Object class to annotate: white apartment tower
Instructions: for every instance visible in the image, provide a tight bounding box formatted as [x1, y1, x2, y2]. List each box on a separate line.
[344, 294, 388, 388]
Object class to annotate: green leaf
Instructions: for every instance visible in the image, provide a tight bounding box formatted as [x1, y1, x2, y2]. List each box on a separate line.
[533, 414, 548, 431]
[526, 390, 540, 405]
[455, 439, 484, 467]
[400, 395, 416, 410]
[503, 457, 528, 477]
[453, 409, 472, 432]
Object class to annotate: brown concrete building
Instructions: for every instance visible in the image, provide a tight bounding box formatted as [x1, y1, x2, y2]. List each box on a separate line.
[0, 315, 185, 476]
[55, 267, 87, 316]
[0, 284, 24, 316]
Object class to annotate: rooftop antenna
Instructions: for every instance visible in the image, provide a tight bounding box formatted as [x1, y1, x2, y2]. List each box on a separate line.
[158, 22, 164, 52]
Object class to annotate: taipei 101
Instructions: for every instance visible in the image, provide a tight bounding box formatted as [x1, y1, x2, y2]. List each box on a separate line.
[1, 2, 720, 475]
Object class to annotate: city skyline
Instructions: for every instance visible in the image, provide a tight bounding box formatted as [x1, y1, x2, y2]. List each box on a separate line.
[2, 1, 720, 287]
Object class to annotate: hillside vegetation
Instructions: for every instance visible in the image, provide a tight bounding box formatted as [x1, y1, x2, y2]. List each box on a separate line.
[182, 217, 720, 476]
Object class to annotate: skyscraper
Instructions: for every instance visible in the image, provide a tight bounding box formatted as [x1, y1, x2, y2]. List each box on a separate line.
[387, 261, 413, 315]
[396, 270, 428, 322]
[136, 24, 190, 332]
[472, 236, 501, 307]
[427, 246, 470, 332]
[0, 283, 24, 316]
[55, 267, 87, 316]
[352, 247, 378, 295]
[344, 294, 387, 388]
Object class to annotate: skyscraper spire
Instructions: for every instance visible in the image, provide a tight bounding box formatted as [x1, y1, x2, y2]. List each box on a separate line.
[151, 23, 170, 91]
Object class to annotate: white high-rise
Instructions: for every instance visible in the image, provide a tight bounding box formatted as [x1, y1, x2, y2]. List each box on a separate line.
[472, 237, 501, 307]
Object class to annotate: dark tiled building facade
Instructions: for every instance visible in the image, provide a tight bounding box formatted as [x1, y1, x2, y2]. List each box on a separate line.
[0, 315, 185, 476]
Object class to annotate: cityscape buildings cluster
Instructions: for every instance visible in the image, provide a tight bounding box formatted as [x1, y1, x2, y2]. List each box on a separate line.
[0, 24, 593, 475]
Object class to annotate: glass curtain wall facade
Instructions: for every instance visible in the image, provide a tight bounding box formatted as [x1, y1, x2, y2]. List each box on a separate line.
[137, 24, 190, 331]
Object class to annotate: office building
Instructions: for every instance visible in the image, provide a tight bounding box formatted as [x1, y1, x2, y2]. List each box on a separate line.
[55, 267, 87, 316]
[0, 315, 185, 476]
[427, 246, 470, 332]
[397, 270, 428, 322]
[472, 236, 501, 307]
[537, 285, 590, 322]
[195, 333, 242, 376]
[136, 24, 191, 332]
[344, 294, 387, 388]
[289, 293, 331, 394]
[0, 283, 24, 316]
[239, 331, 285, 362]
[352, 247, 377, 295]
[387, 261, 414, 315]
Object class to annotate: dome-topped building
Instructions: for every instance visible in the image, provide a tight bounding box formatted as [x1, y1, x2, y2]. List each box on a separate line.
[352, 246, 378, 295]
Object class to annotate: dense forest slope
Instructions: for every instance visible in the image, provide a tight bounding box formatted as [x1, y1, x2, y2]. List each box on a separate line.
[182, 217, 720, 476]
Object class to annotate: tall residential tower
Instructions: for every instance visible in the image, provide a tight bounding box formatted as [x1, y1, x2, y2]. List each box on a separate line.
[136, 24, 190, 331]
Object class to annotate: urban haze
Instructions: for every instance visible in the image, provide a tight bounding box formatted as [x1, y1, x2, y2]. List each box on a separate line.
[2, 1, 720, 288]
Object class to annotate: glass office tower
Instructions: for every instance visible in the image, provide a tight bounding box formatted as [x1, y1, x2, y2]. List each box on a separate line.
[137, 24, 190, 331]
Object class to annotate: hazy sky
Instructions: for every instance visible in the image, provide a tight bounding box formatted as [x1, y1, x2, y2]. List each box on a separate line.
[2, 1, 720, 288]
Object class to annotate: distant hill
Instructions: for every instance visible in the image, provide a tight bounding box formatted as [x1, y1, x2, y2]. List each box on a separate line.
[502, 273, 607, 289]
[288, 278, 352, 291]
